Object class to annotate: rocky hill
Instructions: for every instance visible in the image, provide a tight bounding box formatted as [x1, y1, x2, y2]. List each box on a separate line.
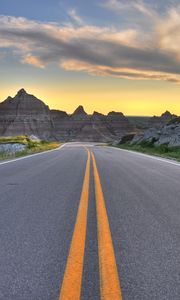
[131, 112, 180, 147]
[0, 89, 135, 142]
[148, 111, 177, 128]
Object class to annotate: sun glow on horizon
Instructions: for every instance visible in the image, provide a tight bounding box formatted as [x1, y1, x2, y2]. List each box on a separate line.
[0, 0, 180, 116]
[0, 80, 179, 116]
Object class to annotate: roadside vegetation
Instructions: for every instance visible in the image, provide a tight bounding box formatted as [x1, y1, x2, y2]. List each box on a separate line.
[0, 135, 61, 161]
[115, 141, 180, 162]
[0, 136, 29, 144]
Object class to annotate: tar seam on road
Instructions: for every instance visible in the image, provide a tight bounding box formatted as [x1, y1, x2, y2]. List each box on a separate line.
[92, 151, 123, 300]
[59, 148, 90, 300]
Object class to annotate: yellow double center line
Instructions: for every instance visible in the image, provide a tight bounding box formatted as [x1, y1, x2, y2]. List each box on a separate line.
[59, 148, 123, 300]
[59, 149, 90, 300]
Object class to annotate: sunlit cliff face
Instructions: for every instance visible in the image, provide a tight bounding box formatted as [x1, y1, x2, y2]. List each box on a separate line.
[0, 0, 180, 115]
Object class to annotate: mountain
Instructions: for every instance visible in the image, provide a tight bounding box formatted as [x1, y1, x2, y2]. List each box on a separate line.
[0, 89, 53, 139]
[0, 89, 135, 142]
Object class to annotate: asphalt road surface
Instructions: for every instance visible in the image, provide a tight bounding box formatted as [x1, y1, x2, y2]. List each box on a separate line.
[0, 143, 180, 300]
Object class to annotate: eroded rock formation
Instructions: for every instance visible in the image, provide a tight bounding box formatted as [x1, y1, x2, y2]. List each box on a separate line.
[131, 113, 180, 147]
[0, 89, 135, 142]
[0, 89, 53, 140]
[148, 111, 177, 128]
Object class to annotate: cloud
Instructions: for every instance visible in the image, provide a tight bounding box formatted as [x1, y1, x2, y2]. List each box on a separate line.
[61, 59, 180, 82]
[22, 54, 45, 68]
[156, 6, 180, 60]
[67, 8, 84, 25]
[0, 9, 179, 83]
[101, 0, 157, 18]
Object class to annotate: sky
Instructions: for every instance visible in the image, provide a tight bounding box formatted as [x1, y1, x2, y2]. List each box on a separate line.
[0, 0, 180, 116]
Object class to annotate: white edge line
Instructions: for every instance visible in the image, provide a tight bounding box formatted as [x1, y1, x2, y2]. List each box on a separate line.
[0, 143, 66, 166]
[108, 146, 180, 167]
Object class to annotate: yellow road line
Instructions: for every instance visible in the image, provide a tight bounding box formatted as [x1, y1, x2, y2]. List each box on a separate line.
[91, 152, 123, 300]
[59, 149, 90, 300]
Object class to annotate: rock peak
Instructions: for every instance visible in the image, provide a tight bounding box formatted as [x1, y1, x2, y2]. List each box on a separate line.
[93, 111, 104, 116]
[92, 111, 105, 118]
[17, 88, 27, 95]
[73, 105, 87, 115]
[161, 110, 171, 117]
[18, 89, 26, 94]
[108, 111, 124, 117]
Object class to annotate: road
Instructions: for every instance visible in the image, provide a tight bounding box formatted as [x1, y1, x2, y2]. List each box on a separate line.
[0, 143, 180, 300]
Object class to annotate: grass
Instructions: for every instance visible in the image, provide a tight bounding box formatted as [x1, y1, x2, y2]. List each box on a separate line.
[0, 136, 61, 161]
[0, 135, 29, 144]
[113, 141, 180, 162]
